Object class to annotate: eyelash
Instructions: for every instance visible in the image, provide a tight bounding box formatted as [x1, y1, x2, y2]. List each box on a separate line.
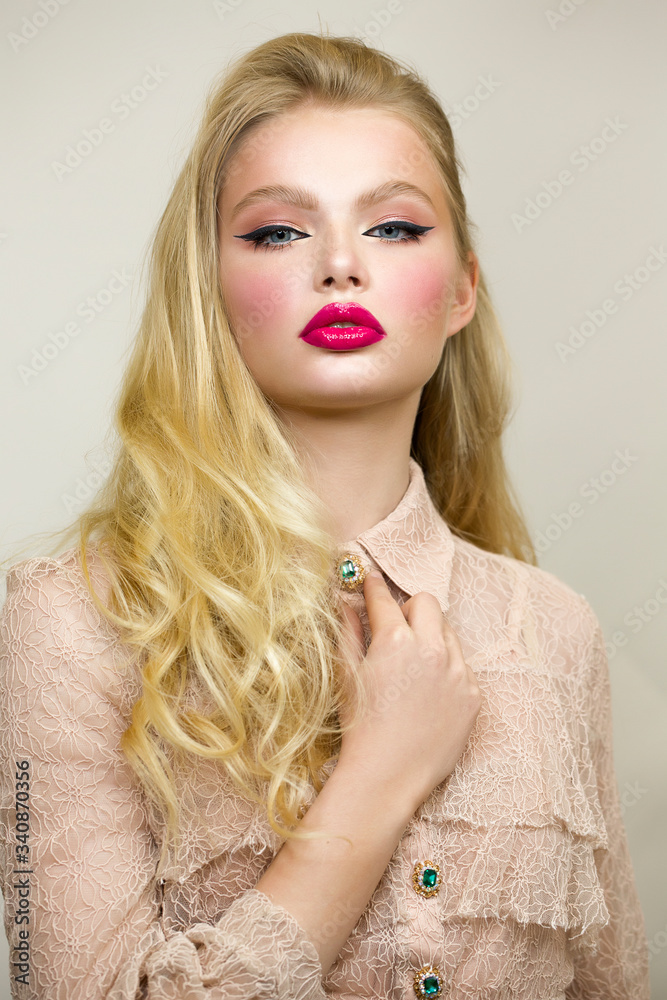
[237, 221, 433, 252]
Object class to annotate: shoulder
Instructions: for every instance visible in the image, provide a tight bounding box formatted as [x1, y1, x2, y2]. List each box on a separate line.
[451, 533, 600, 652]
[2, 544, 115, 627]
[1, 545, 137, 703]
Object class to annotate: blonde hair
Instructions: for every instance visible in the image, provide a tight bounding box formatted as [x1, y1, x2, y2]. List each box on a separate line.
[6, 31, 536, 870]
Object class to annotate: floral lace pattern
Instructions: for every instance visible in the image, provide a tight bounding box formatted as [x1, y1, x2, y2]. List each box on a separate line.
[0, 458, 649, 998]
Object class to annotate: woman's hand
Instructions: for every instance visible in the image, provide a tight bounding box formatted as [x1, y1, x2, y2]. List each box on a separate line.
[335, 570, 483, 810]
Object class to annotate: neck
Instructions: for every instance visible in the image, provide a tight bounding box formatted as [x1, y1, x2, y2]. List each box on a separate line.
[275, 392, 420, 545]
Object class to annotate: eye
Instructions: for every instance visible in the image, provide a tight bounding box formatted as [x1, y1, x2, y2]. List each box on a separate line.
[233, 225, 310, 252]
[364, 221, 435, 244]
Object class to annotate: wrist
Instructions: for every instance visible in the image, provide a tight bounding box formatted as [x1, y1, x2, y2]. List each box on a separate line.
[326, 751, 421, 826]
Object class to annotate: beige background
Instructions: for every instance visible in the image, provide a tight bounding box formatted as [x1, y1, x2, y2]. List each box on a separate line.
[1, 0, 665, 996]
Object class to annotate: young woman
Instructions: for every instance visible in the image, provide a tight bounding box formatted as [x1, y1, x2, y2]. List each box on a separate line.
[0, 31, 649, 1000]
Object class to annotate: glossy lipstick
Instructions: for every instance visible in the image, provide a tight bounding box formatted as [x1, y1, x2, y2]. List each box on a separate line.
[299, 303, 386, 350]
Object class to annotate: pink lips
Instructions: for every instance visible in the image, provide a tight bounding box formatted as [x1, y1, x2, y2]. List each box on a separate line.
[299, 302, 386, 350]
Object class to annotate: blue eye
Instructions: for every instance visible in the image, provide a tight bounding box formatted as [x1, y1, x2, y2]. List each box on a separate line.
[364, 222, 434, 244]
[233, 225, 309, 252]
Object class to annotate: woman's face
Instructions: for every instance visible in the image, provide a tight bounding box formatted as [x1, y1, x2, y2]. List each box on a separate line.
[216, 104, 477, 414]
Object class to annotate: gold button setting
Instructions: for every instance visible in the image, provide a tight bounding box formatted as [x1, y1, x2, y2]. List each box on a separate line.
[335, 552, 368, 591]
[412, 860, 441, 898]
[413, 964, 443, 997]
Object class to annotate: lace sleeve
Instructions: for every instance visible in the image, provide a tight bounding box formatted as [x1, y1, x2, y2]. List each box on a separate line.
[0, 559, 325, 1000]
[565, 601, 650, 999]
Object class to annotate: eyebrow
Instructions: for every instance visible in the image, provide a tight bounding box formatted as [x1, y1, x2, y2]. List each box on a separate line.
[230, 180, 436, 221]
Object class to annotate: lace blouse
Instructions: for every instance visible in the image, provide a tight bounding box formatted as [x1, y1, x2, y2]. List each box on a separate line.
[0, 458, 650, 998]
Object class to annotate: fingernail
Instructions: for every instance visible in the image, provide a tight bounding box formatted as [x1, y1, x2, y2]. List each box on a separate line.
[368, 569, 382, 579]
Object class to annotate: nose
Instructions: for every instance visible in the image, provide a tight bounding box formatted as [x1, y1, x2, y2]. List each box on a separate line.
[315, 223, 370, 291]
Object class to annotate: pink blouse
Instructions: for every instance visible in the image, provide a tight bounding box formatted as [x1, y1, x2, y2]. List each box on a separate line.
[0, 457, 650, 998]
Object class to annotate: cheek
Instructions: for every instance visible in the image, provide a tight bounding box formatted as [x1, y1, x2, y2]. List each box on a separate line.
[383, 256, 453, 335]
[383, 254, 452, 346]
[222, 265, 298, 339]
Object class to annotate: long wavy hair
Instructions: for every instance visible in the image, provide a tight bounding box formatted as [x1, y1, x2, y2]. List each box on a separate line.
[7, 31, 536, 871]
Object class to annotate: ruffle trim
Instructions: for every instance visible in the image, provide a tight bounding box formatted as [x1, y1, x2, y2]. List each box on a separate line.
[394, 818, 610, 957]
[418, 660, 609, 850]
[155, 751, 610, 958]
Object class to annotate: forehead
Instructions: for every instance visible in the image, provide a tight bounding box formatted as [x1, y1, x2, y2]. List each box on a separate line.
[220, 105, 444, 208]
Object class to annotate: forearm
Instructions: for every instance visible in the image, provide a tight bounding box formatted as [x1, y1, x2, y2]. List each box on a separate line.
[254, 758, 418, 977]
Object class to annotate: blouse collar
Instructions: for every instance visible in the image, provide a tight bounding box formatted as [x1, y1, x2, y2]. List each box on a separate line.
[336, 457, 456, 616]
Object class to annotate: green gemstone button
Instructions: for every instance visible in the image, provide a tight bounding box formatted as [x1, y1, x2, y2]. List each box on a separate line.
[423, 976, 440, 995]
[340, 559, 356, 579]
[422, 867, 437, 888]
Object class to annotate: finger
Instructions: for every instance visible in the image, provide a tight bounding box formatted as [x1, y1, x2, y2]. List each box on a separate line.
[362, 570, 411, 636]
[398, 591, 446, 635]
